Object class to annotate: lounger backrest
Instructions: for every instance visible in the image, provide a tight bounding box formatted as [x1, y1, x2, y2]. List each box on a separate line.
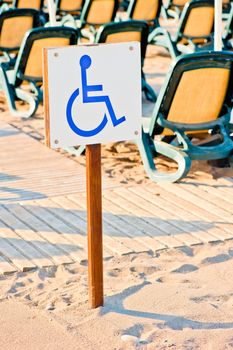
[13, 0, 43, 9]
[0, 9, 41, 50]
[81, 0, 118, 25]
[150, 52, 233, 136]
[127, 0, 161, 22]
[96, 20, 149, 59]
[172, 0, 188, 7]
[57, 0, 83, 12]
[105, 31, 141, 42]
[24, 37, 71, 78]
[177, 0, 214, 40]
[14, 27, 78, 81]
[183, 7, 214, 37]
[167, 68, 230, 124]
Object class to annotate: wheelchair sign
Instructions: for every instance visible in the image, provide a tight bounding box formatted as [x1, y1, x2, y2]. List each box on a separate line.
[44, 42, 141, 148]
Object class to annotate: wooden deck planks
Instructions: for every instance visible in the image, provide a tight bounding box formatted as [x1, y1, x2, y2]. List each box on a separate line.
[133, 185, 227, 243]
[0, 180, 233, 272]
[157, 183, 233, 241]
[129, 186, 206, 245]
[0, 120, 117, 203]
[0, 120, 232, 273]
[67, 194, 137, 256]
[111, 188, 200, 247]
[0, 205, 69, 266]
[11, 202, 83, 264]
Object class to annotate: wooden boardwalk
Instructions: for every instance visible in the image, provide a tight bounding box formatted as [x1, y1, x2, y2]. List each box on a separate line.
[0, 121, 233, 273]
[0, 121, 115, 202]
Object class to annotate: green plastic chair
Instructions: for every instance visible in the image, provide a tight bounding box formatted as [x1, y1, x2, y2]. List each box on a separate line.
[0, 26, 78, 118]
[137, 51, 233, 183]
[149, 0, 215, 59]
[95, 20, 157, 102]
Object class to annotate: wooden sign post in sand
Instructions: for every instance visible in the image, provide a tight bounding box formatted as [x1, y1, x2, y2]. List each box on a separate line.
[43, 43, 141, 308]
[86, 143, 103, 307]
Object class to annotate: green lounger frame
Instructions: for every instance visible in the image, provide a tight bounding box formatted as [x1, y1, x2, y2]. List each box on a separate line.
[0, 8, 42, 64]
[223, 3, 233, 48]
[56, 0, 85, 18]
[61, 0, 118, 41]
[162, 0, 189, 20]
[137, 51, 233, 182]
[13, 0, 44, 10]
[149, 0, 215, 59]
[126, 0, 162, 32]
[95, 20, 157, 102]
[0, 26, 78, 118]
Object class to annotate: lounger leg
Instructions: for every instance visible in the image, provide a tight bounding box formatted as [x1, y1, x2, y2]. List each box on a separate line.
[0, 65, 38, 118]
[148, 28, 178, 60]
[137, 130, 191, 182]
[141, 76, 157, 102]
[63, 145, 86, 156]
[15, 88, 39, 118]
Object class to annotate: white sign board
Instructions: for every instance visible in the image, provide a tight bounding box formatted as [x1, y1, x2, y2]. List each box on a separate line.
[44, 42, 142, 148]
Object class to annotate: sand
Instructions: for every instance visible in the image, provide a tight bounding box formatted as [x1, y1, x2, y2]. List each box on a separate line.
[0, 20, 233, 350]
[1, 241, 233, 349]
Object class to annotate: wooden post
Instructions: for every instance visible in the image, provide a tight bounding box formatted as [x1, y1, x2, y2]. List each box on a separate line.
[86, 144, 104, 308]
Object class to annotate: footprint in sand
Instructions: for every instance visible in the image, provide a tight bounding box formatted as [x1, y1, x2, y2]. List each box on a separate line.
[183, 337, 199, 350]
[130, 265, 160, 277]
[172, 264, 199, 274]
[178, 246, 194, 257]
[156, 275, 192, 284]
[37, 267, 57, 281]
[7, 281, 25, 294]
[107, 268, 123, 277]
[107, 265, 160, 279]
[201, 253, 231, 265]
[190, 293, 233, 305]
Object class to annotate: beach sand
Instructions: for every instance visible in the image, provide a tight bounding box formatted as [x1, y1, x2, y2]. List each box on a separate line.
[1, 240, 233, 349]
[0, 33, 233, 349]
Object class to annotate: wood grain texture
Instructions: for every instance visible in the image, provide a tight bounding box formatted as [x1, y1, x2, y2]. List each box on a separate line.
[86, 144, 103, 308]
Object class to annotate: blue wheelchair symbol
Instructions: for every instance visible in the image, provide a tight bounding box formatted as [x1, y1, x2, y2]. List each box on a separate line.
[66, 55, 126, 137]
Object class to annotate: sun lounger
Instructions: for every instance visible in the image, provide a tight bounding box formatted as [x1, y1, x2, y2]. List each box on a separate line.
[95, 19, 157, 102]
[137, 51, 233, 182]
[61, 0, 118, 42]
[0, 8, 42, 64]
[149, 0, 215, 59]
[0, 26, 78, 118]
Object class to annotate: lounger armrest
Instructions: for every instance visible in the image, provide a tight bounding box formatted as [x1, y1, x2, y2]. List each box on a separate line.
[182, 34, 213, 42]
[148, 27, 172, 43]
[60, 14, 77, 29]
[157, 113, 231, 132]
[80, 28, 95, 43]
